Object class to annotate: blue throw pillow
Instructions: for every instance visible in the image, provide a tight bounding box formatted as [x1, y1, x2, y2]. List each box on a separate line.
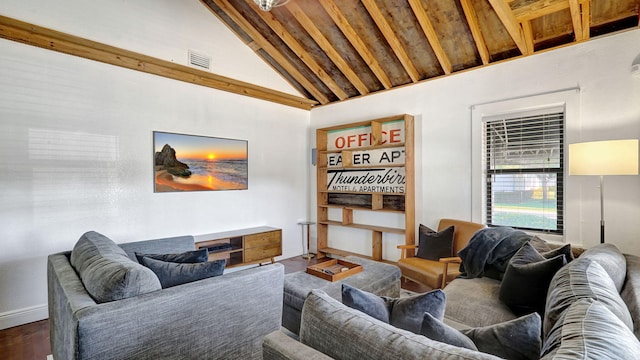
[342, 284, 445, 334]
[135, 248, 208, 264]
[140, 256, 225, 288]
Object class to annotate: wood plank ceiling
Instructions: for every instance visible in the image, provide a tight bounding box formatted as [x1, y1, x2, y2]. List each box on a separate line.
[203, 0, 640, 107]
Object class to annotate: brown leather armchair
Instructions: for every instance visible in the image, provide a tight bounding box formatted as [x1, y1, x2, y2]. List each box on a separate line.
[397, 219, 485, 289]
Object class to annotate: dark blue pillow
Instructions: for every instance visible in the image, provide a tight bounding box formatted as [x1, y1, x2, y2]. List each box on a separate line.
[140, 256, 225, 288]
[342, 283, 446, 334]
[135, 249, 208, 264]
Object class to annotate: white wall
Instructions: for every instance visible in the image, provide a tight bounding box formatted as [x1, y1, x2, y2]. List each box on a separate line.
[309, 29, 640, 260]
[0, 1, 309, 329]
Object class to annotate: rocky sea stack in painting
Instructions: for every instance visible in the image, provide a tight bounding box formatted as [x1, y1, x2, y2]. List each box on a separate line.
[155, 144, 191, 177]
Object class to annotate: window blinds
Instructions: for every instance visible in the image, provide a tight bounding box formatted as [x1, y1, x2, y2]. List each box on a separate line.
[483, 111, 564, 233]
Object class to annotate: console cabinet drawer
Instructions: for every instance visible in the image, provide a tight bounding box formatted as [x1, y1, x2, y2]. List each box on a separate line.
[245, 230, 281, 248]
[245, 243, 281, 263]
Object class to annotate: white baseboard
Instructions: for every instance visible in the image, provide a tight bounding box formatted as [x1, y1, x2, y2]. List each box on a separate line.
[0, 304, 48, 330]
[47, 355, 54, 360]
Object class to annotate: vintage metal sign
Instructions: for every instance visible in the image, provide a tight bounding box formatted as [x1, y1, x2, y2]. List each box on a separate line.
[326, 168, 406, 193]
[327, 147, 405, 168]
[326, 120, 405, 151]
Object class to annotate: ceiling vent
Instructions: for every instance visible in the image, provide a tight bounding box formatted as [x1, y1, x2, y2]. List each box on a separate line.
[188, 50, 211, 71]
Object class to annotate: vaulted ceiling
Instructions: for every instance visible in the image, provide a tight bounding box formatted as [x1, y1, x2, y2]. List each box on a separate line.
[203, 0, 640, 107]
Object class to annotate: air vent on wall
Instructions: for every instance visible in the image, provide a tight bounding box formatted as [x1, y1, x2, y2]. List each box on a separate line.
[188, 49, 211, 70]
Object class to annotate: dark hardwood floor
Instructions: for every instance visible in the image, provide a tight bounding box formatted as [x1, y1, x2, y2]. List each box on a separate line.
[0, 318, 50, 360]
[0, 255, 430, 360]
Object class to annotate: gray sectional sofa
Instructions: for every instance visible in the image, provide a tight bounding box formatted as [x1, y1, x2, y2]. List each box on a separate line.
[48, 231, 284, 360]
[263, 243, 640, 359]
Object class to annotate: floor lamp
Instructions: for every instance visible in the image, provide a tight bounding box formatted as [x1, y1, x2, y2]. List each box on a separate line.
[569, 139, 639, 243]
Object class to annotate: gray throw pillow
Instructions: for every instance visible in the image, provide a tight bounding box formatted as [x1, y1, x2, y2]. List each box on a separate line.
[530, 236, 552, 253]
[499, 242, 567, 316]
[416, 225, 455, 260]
[70, 231, 161, 303]
[342, 284, 446, 334]
[420, 312, 478, 350]
[541, 243, 574, 263]
[421, 312, 542, 360]
[135, 249, 208, 264]
[140, 256, 225, 288]
[544, 257, 634, 337]
[541, 298, 640, 358]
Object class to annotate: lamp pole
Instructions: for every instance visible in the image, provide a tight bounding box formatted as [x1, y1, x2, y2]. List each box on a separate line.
[599, 175, 605, 244]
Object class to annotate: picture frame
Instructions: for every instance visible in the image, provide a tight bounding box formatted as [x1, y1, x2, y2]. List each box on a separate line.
[153, 131, 248, 192]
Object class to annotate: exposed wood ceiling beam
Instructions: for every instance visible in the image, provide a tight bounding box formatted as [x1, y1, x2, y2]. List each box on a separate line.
[210, 0, 329, 104]
[408, 0, 452, 74]
[0, 15, 317, 110]
[319, 0, 392, 89]
[580, 0, 591, 40]
[488, 0, 529, 55]
[250, 2, 348, 100]
[460, 0, 491, 65]
[569, 0, 584, 41]
[512, 0, 568, 22]
[285, 1, 370, 96]
[521, 20, 535, 53]
[361, 0, 421, 82]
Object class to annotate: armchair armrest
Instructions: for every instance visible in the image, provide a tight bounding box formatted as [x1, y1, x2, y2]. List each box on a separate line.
[438, 256, 461, 264]
[397, 244, 417, 259]
[438, 256, 462, 288]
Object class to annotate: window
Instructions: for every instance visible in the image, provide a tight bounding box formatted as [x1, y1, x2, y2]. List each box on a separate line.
[483, 110, 564, 233]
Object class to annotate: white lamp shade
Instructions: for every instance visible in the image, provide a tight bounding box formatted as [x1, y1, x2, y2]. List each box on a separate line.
[569, 139, 639, 175]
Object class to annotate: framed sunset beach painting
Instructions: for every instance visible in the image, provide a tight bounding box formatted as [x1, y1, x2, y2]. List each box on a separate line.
[153, 131, 248, 192]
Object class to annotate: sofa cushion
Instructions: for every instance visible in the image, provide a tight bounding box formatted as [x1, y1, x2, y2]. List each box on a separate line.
[416, 225, 455, 260]
[300, 290, 502, 360]
[541, 298, 640, 359]
[444, 277, 517, 328]
[621, 254, 640, 341]
[342, 284, 445, 334]
[140, 256, 225, 288]
[544, 257, 634, 337]
[499, 242, 567, 316]
[70, 231, 161, 303]
[135, 249, 208, 264]
[579, 243, 627, 292]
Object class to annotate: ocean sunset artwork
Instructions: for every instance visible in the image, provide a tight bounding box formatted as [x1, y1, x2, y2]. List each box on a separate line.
[153, 131, 248, 192]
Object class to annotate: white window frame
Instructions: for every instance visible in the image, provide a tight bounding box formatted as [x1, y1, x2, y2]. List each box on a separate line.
[471, 89, 581, 242]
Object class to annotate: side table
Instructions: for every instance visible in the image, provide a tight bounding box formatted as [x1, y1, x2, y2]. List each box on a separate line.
[297, 221, 315, 260]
